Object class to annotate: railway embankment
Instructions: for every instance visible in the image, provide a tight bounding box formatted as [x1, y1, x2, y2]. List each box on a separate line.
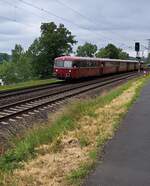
[0, 78, 60, 92]
[0, 75, 149, 186]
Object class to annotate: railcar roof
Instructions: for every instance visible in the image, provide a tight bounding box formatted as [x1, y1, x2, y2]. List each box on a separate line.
[55, 56, 143, 63]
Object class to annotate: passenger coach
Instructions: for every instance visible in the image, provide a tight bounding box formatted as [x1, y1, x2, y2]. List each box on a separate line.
[54, 56, 143, 80]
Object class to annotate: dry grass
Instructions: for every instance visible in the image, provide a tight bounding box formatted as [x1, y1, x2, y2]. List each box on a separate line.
[6, 80, 143, 186]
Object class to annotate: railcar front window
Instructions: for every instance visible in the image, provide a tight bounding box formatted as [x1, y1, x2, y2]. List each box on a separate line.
[64, 61, 72, 68]
[54, 61, 72, 68]
[54, 61, 64, 67]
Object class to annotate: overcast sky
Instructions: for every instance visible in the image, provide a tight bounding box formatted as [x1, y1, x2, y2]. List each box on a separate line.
[0, 0, 149, 56]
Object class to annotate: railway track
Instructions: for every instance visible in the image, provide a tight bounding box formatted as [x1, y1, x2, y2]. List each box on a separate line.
[0, 81, 65, 99]
[0, 74, 130, 106]
[0, 72, 139, 124]
[0, 72, 138, 104]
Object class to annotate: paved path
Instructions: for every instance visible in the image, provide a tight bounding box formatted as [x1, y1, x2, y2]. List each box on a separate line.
[84, 80, 150, 186]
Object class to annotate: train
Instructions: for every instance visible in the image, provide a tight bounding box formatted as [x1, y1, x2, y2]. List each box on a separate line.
[54, 56, 144, 80]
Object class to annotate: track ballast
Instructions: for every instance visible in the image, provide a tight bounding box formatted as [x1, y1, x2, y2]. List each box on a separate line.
[0, 72, 139, 124]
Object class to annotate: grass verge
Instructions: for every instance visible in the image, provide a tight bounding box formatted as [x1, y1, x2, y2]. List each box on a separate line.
[0, 75, 149, 186]
[0, 78, 61, 91]
[67, 76, 150, 185]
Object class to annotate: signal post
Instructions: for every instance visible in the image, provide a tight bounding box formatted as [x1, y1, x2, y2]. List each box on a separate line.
[135, 42, 141, 72]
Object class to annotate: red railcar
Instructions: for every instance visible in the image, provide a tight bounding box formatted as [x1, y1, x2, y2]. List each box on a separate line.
[54, 56, 143, 80]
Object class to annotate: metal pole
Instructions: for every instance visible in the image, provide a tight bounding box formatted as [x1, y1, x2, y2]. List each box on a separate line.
[136, 51, 141, 73]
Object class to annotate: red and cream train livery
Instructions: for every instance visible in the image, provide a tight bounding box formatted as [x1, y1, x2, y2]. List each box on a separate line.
[54, 56, 143, 80]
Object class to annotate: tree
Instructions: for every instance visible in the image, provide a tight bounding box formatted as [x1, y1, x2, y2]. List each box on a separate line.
[0, 53, 10, 63]
[0, 61, 17, 84]
[12, 44, 24, 62]
[27, 22, 77, 78]
[96, 44, 119, 59]
[118, 48, 129, 59]
[0, 44, 33, 84]
[96, 43, 129, 59]
[95, 48, 109, 58]
[76, 42, 97, 57]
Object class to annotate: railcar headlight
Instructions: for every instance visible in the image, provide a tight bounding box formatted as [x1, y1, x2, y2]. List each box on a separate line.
[56, 69, 58, 72]
[69, 70, 71, 73]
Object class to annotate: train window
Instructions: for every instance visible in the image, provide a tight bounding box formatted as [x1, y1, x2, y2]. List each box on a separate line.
[87, 61, 92, 67]
[83, 61, 87, 67]
[64, 61, 72, 68]
[120, 62, 127, 67]
[79, 61, 87, 67]
[90, 61, 98, 67]
[96, 61, 100, 67]
[73, 60, 101, 68]
[105, 62, 111, 67]
[54, 60, 72, 68]
[111, 62, 119, 66]
[73, 61, 80, 68]
[54, 60, 64, 67]
[88, 61, 92, 67]
[93, 62, 97, 67]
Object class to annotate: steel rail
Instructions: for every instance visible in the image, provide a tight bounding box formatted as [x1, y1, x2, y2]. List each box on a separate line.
[0, 72, 137, 111]
[0, 72, 138, 122]
[0, 72, 137, 105]
[0, 81, 65, 99]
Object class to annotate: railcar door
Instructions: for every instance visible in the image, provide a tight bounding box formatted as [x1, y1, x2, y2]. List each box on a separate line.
[116, 62, 120, 73]
[134, 63, 136, 71]
[78, 60, 89, 78]
[101, 62, 105, 75]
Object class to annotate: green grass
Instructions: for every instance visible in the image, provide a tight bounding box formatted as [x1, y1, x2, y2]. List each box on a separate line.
[67, 163, 94, 186]
[0, 114, 76, 171]
[66, 75, 150, 185]
[0, 78, 61, 91]
[0, 75, 149, 185]
[78, 135, 90, 148]
[0, 79, 134, 172]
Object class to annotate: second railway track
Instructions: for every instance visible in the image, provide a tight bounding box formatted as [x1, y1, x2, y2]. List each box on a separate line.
[0, 72, 139, 124]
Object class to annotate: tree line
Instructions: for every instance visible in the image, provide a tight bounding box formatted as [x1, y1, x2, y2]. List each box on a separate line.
[0, 22, 131, 84]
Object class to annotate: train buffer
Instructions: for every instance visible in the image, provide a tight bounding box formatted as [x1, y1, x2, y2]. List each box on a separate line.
[84, 79, 150, 186]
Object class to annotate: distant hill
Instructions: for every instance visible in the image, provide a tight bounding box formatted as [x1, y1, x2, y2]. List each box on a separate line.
[0, 53, 11, 63]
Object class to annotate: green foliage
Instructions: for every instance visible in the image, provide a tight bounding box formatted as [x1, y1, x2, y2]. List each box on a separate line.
[0, 44, 33, 84]
[96, 43, 129, 59]
[76, 42, 97, 57]
[0, 61, 16, 83]
[88, 150, 97, 160]
[67, 163, 93, 185]
[78, 135, 90, 148]
[27, 22, 77, 78]
[0, 53, 10, 63]
[96, 44, 119, 59]
[118, 48, 129, 59]
[12, 44, 24, 62]
[0, 22, 76, 84]
[0, 111, 76, 171]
